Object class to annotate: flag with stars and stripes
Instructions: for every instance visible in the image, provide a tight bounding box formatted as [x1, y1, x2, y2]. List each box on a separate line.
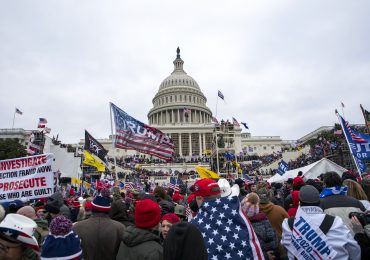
[190, 196, 263, 260]
[338, 113, 370, 173]
[168, 177, 180, 192]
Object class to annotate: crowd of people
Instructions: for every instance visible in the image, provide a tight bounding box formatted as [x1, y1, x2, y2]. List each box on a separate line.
[1, 168, 369, 260]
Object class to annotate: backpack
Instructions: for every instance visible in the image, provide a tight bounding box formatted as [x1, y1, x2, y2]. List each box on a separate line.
[287, 214, 335, 235]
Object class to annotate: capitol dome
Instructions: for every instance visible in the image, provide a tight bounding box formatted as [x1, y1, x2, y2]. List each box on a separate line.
[148, 47, 213, 126]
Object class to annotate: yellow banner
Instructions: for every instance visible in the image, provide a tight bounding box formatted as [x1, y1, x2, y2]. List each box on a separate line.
[83, 181, 91, 189]
[83, 150, 106, 172]
[71, 177, 82, 185]
[195, 166, 220, 179]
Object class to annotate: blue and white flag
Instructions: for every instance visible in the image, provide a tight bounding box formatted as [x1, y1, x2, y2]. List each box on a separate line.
[190, 196, 263, 260]
[110, 103, 175, 160]
[278, 160, 289, 176]
[339, 114, 370, 173]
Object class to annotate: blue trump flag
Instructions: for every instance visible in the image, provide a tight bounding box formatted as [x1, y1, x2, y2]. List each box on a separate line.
[190, 196, 263, 260]
[278, 160, 289, 176]
[338, 114, 370, 173]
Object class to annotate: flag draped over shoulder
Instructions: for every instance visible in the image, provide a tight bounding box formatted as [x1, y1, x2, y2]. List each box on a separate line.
[338, 114, 370, 173]
[83, 150, 106, 172]
[110, 103, 175, 160]
[195, 166, 220, 179]
[190, 196, 263, 260]
[85, 130, 108, 161]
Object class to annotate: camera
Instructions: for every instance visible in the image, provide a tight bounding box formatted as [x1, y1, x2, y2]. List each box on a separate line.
[349, 212, 370, 226]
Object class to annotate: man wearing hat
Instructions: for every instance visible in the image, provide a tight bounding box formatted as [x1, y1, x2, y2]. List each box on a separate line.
[73, 188, 125, 260]
[190, 178, 264, 260]
[281, 185, 360, 260]
[0, 214, 40, 260]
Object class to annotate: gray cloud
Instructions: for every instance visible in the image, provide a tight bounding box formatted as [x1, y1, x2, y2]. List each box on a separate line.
[1, 0, 369, 143]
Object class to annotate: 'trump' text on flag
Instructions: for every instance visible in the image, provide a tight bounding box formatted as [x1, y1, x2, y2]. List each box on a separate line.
[110, 103, 175, 160]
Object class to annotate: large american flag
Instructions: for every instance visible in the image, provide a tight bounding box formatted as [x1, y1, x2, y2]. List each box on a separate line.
[190, 196, 263, 260]
[111, 103, 175, 160]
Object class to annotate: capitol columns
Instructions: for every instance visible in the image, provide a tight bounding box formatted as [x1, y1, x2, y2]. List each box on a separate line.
[179, 133, 182, 156]
[189, 133, 192, 156]
[203, 133, 206, 153]
[199, 133, 202, 156]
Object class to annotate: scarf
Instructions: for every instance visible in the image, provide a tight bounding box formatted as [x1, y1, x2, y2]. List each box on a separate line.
[246, 206, 259, 217]
[320, 185, 348, 198]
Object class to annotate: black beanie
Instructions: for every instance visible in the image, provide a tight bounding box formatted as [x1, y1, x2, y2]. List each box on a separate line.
[163, 222, 207, 260]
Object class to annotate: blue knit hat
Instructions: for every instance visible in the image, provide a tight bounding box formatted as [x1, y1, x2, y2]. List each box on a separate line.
[41, 216, 82, 260]
[91, 188, 112, 212]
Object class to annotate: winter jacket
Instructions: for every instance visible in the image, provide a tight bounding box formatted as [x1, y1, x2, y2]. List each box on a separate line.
[116, 225, 163, 260]
[249, 212, 277, 259]
[73, 214, 125, 260]
[259, 202, 289, 239]
[320, 194, 366, 235]
[282, 206, 360, 260]
[110, 198, 134, 227]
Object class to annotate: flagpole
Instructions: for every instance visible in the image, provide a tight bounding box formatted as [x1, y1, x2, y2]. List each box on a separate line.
[12, 109, 16, 129]
[335, 110, 362, 179]
[109, 103, 118, 180]
[360, 104, 370, 133]
[341, 103, 345, 119]
[215, 94, 219, 118]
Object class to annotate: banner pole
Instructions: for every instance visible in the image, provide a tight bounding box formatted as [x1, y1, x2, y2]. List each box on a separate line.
[335, 110, 362, 179]
[12, 109, 16, 129]
[109, 103, 118, 180]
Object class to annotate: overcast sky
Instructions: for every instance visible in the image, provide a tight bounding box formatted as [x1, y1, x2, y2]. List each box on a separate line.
[1, 0, 369, 144]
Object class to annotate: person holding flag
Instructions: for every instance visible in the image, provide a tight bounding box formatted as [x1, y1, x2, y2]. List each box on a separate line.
[190, 178, 263, 260]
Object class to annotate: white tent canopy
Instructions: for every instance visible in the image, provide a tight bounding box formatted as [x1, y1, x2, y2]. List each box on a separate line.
[267, 158, 347, 183]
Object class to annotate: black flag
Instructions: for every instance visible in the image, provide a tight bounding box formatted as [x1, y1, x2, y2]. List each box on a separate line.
[84, 130, 108, 161]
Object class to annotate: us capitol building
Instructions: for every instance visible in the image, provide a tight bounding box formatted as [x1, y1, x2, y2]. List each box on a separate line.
[1, 48, 291, 161]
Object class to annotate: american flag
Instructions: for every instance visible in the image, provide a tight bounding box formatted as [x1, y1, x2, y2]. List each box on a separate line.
[38, 118, 47, 128]
[27, 142, 41, 156]
[185, 205, 193, 221]
[168, 177, 180, 192]
[190, 196, 263, 260]
[242, 173, 255, 185]
[212, 117, 219, 125]
[124, 182, 135, 190]
[218, 90, 224, 100]
[111, 103, 175, 160]
[232, 117, 240, 127]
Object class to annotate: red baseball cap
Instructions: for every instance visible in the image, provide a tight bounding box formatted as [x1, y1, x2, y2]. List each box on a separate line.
[193, 179, 221, 197]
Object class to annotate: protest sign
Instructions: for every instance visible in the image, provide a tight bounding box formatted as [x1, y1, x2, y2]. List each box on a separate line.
[0, 154, 54, 202]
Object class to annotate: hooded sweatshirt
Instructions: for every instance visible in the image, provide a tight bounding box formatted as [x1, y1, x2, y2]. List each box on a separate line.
[116, 225, 163, 260]
[259, 202, 289, 239]
[163, 222, 207, 260]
